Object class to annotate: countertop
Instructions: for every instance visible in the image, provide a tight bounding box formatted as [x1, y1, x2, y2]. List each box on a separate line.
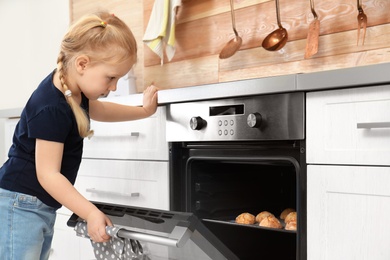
[1, 62, 390, 118]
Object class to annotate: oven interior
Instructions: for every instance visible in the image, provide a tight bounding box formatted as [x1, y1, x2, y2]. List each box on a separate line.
[170, 142, 305, 260]
[189, 159, 297, 220]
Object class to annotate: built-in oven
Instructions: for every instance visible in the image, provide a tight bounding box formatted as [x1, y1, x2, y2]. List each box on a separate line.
[167, 92, 306, 260]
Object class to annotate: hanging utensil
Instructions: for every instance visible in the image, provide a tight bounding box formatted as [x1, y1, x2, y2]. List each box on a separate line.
[304, 0, 320, 59]
[357, 0, 367, 45]
[262, 0, 288, 51]
[219, 0, 242, 59]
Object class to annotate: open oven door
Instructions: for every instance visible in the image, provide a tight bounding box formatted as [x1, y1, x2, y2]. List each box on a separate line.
[67, 201, 239, 260]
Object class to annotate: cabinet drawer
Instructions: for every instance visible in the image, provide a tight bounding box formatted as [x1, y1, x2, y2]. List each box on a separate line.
[75, 159, 169, 210]
[51, 213, 82, 260]
[83, 106, 168, 160]
[307, 85, 390, 165]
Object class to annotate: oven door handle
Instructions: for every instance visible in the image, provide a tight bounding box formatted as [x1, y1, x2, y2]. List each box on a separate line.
[117, 226, 191, 248]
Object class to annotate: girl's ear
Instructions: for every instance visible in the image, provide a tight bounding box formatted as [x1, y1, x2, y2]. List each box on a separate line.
[75, 55, 90, 74]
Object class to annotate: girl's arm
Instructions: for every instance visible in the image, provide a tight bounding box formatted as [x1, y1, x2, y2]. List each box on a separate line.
[89, 84, 158, 122]
[35, 138, 112, 243]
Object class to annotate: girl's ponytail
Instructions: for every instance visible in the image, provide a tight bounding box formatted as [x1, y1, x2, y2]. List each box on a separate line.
[57, 52, 93, 138]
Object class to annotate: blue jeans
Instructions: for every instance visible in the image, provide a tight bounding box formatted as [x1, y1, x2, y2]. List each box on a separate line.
[0, 188, 57, 260]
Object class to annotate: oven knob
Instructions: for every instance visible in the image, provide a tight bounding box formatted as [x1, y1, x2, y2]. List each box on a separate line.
[190, 116, 207, 130]
[247, 113, 262, 128]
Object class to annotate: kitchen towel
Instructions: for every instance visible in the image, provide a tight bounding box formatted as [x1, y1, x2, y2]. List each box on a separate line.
[74, 221, 149, 260]
[143, 0, 182, 65]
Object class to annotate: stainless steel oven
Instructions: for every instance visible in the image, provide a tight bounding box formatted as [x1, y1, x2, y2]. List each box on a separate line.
[167, 92, 306, 260]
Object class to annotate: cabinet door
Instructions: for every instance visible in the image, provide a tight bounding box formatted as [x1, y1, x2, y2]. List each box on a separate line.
[307, 85, 390, 166]
[78, 238, 96, 260]
[82, 107, 168, 160]
[307, 165, 390, 260]
[50, 212, 81, 260]
[1, 118, 19, 163]
[75, 159, 169, 210]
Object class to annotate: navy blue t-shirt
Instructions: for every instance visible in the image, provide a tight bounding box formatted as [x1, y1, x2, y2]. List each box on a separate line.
[0, 71, 89, 209]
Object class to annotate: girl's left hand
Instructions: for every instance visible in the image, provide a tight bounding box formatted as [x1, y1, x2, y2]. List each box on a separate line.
[86, 209, 113, 243]
[142, 84, 158, 116]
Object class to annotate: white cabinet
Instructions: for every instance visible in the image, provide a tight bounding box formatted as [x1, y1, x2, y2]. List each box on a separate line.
[0, 118, 19, 164]
[75, 159, 169, 210]
[306, 86, 390, 260]
[307, 165, 390, 260]
[50, 210, 85, 260]
[307, 85, 390, 166]
[83, 107, 168, 160]
[51, 208, 96, 260]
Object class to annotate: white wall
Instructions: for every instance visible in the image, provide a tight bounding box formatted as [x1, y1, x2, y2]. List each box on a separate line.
[0, 0, 69, 110]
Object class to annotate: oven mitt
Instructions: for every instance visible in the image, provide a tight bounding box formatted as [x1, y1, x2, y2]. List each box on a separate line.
[74, 221, 148, 260]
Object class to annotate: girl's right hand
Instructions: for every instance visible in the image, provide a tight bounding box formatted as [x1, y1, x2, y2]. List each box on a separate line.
[86, 209, 113, 243]
[142, 84, 158, 116]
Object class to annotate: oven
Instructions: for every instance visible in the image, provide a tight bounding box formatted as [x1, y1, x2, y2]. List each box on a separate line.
[167, 92, 306, 260]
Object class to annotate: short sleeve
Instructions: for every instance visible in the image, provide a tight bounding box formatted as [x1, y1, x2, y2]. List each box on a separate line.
[27, 106, 73, 143]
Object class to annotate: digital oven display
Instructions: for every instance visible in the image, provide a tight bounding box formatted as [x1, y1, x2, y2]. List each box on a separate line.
[209, 104, 244, 116]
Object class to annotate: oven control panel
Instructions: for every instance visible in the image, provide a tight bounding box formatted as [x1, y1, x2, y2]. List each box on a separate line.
[166, 92, 305, 142]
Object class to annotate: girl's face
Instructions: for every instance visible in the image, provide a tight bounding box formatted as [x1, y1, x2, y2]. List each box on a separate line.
[76, 57, 134, 101]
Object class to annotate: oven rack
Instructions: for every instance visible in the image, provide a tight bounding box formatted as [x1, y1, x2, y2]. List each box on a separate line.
[202, 218, 297, 233]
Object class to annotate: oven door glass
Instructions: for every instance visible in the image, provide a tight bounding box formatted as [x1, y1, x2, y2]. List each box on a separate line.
[186, 156, 301, 260]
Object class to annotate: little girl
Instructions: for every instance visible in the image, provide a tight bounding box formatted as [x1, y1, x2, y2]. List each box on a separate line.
[0, 12, 158, 260]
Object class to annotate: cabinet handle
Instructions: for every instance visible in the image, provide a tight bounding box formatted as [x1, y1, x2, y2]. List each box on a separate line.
[92, 132, 140, 137]
[357, 122, 390, 129]
[130, 132, 140, 137]
[86, 188, 140, 198]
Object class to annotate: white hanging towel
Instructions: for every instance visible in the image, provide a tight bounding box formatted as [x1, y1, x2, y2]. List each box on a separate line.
[143, 0, 182, 65]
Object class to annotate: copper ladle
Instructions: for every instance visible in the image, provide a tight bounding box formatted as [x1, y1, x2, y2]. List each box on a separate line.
[262, 0, 288, 51]
[219, 0, 242, 59]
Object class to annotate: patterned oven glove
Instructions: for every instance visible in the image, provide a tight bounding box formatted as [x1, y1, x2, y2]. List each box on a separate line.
[74, 221, 149, 260]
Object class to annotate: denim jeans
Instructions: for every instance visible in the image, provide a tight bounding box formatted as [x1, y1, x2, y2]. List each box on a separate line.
[0, 188, 57, 260]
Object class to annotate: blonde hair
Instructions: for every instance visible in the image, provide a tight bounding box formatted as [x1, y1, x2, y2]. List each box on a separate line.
[57, 12, 137, 138]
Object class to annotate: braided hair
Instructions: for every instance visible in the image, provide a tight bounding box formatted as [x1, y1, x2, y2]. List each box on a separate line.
[57, 12, 137, 138]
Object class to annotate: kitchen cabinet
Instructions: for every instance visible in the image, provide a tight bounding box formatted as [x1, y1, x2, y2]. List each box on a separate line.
[50, 104, 169, 260]
[307, 165, 390, 260]
[51, 207, 98, 260]
[0, 118, 19, 164]
[75, 159, 169, 210]
[307, 85, 390, 166]
[83, 106, 168, 160]
[50, 209, 82, 260]
[306, 86, 390, 260]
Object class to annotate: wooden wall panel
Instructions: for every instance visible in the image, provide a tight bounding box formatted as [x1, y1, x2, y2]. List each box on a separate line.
[71, 0, 390, 92]
[143, 0, 390, 89]
[144, 55, 219, 89]
[219, 23, 390, 71]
